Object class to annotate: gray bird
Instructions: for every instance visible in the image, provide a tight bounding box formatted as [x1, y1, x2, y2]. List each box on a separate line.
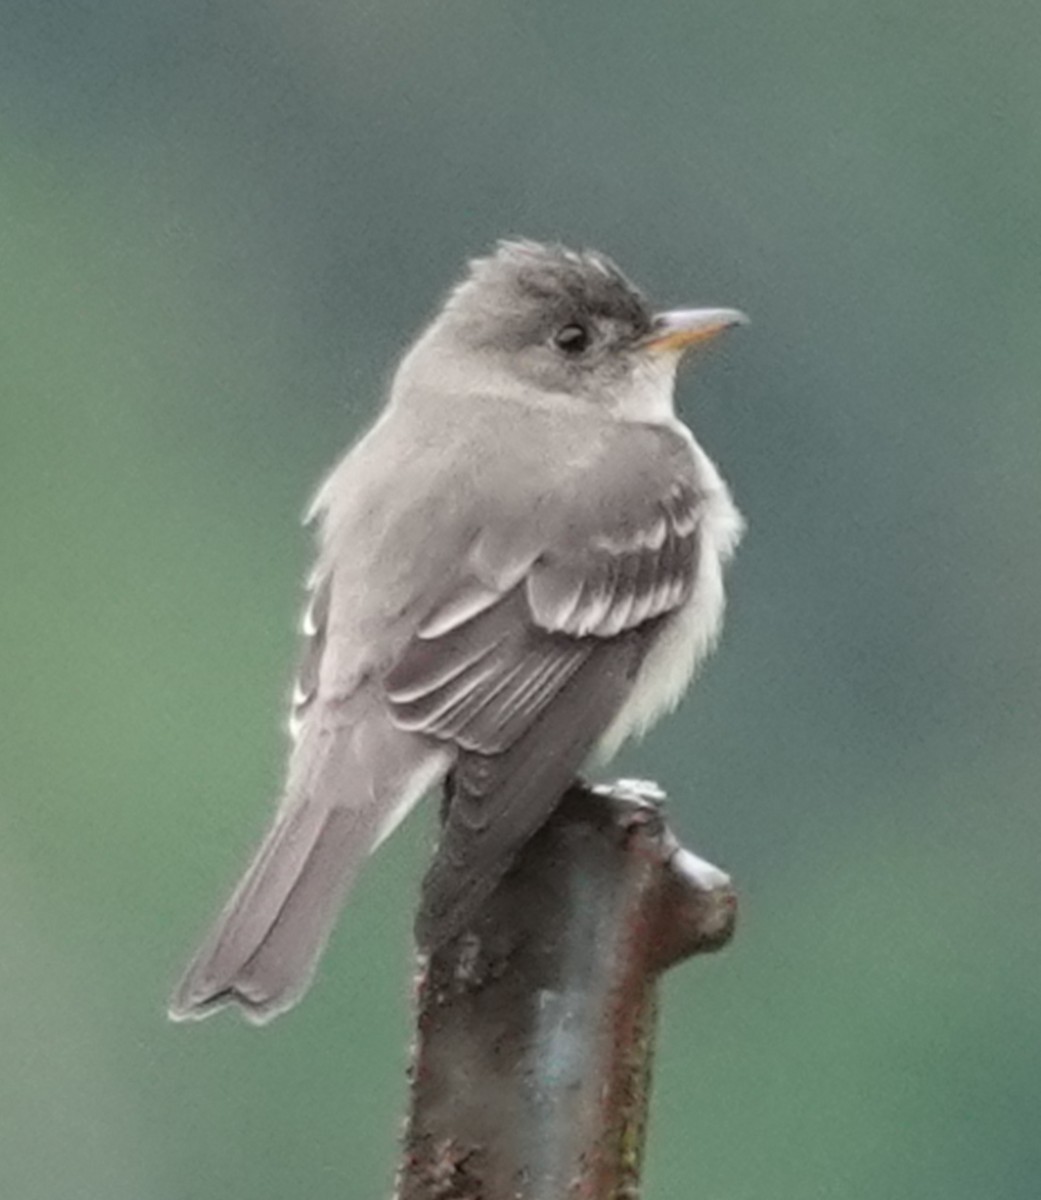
[169, 239, 746, 1024]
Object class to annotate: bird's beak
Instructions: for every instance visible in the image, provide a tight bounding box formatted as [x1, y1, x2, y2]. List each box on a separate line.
[642, 307, 749, 355]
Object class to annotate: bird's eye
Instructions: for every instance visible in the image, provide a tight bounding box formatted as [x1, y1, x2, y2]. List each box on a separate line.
[554, 324, 590, 354]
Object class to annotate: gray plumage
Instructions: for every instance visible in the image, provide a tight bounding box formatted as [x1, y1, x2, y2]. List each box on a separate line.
[169, 239, 746, 1024]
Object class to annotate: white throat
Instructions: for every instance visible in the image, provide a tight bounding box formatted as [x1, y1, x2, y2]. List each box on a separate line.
[610, 352, 681, 425]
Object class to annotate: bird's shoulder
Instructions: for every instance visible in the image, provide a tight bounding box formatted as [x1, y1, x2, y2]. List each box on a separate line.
[460, 404, 704, 564]
[311, 395, 698, 536]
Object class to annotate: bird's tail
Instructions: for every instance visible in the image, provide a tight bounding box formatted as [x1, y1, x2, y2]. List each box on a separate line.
[168, 703, 448, 1024]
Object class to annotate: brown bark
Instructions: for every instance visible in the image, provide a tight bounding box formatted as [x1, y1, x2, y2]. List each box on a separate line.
[397, 779, 738, 1200]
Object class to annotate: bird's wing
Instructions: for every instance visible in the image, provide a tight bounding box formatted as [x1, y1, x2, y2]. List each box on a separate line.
[383, 421, 708, 944]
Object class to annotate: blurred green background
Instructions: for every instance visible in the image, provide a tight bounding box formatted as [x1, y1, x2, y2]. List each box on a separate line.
[2, 1, 1040, 1196]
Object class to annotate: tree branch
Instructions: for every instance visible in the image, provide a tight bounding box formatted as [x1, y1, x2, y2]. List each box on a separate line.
[397, 779, 738, 1200]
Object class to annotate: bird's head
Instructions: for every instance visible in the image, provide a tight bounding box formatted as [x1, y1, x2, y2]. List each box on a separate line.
[404, 239, 746, 418]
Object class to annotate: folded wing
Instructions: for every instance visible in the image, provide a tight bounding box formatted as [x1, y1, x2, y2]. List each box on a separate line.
[385, 450, 706, 946]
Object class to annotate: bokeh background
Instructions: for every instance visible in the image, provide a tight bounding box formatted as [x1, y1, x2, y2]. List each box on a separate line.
[3, 1, 1040, 1196]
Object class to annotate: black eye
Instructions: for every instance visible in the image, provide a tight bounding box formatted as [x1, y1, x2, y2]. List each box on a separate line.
[554, 323, 590, 354]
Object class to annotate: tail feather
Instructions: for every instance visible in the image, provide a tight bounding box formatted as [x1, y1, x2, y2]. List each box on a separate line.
[169, 706, 448, 1024]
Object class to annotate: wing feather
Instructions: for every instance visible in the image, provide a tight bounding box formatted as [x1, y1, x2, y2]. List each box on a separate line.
[526, 489, 700, 639]
[386, 468, 704, 759]
[414, 631, 647, 946]
[387, 591, 594, 754]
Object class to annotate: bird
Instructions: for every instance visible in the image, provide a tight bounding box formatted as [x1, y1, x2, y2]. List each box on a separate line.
[168, 239, 746, 1024]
